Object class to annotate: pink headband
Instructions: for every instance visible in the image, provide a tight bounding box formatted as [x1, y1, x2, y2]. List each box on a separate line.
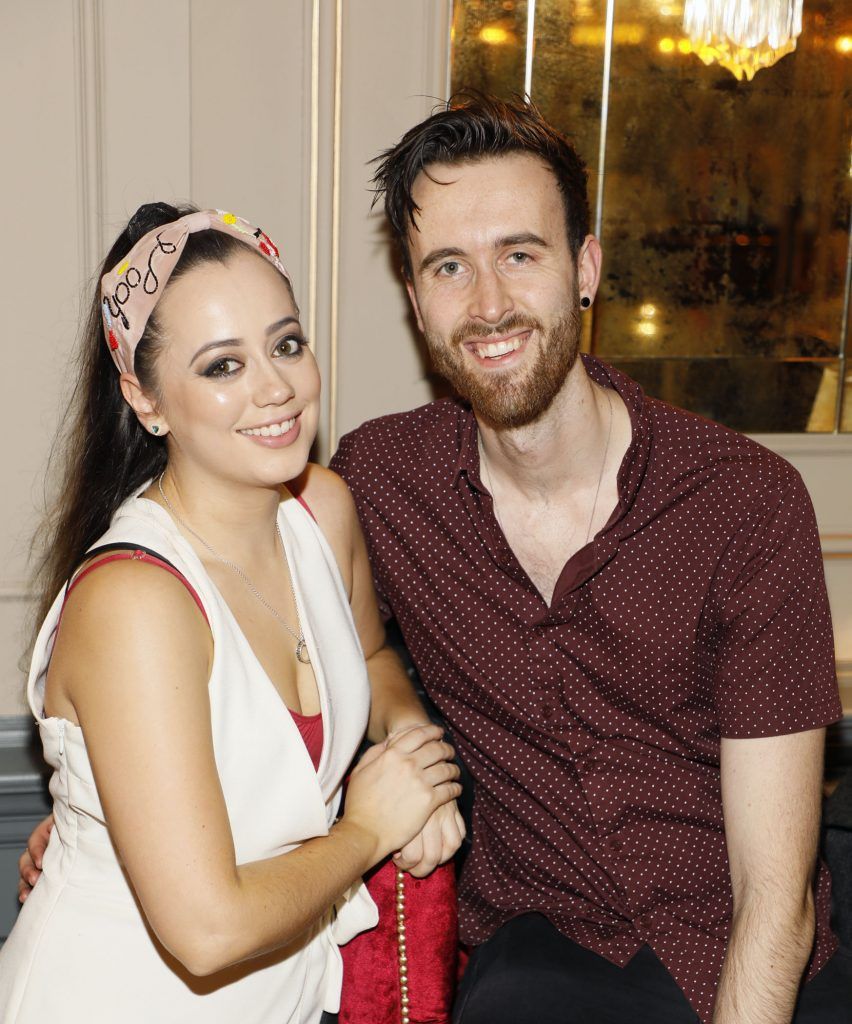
[100, 209, 290, 374]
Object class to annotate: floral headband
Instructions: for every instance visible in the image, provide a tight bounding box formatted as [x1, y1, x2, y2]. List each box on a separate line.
[100, 209, 290, 374]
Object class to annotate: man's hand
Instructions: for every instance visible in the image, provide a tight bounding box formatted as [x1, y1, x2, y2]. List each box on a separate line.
[393, 800, 466, 877]
[18, 814, 53, 903]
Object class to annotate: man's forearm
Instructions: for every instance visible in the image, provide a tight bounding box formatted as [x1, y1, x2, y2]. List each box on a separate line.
[713, 895, 815, 1024]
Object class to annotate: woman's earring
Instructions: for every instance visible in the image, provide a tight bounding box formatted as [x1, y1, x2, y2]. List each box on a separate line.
[580, 296, 592, 309]
[150, 425, 160, 435]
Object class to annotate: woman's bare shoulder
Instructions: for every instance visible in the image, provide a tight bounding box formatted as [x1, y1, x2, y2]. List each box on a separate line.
[291, 464, 358, 531]
[295, 462, 355, 505]
[288, 464, 359, 587]
[55, 557, 210, 661]
[46, 557, 212, 721]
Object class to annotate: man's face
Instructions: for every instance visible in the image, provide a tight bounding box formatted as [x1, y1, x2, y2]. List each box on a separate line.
[405, 152, 593, 429]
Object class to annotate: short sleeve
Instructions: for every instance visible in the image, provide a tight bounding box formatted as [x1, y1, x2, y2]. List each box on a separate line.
[713, 471, 842, 738]
[330, 431, 394, 624]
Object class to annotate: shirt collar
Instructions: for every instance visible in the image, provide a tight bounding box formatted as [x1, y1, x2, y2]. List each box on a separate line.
[453, 403, 484, 492]
[453, 355, 652, 521]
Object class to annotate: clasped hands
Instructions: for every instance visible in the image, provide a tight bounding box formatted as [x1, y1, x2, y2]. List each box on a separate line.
[354, 723, 466, 878]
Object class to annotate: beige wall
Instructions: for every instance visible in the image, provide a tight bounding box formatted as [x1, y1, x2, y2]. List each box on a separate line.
[1, 0, 849, 716]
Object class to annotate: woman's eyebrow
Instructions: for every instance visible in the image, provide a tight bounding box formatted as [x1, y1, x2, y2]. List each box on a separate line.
[189, 338, 243, 365]
[189, 318, 301, 365]
[265, 316, 300, 336]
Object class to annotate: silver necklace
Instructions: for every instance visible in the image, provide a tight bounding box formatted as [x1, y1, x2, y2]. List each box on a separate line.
[584, 386, 614, 545]
[479, 385, 614, 547]
[157, 473, 310, 665]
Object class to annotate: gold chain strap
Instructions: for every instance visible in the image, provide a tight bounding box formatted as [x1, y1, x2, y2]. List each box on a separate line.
[395, 867, 410, 1024]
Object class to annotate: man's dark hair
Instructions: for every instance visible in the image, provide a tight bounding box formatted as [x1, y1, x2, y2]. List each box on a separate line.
[372, 92, 590, 279]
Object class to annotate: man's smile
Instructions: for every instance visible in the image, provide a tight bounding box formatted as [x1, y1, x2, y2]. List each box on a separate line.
[463, 329, 532, 364]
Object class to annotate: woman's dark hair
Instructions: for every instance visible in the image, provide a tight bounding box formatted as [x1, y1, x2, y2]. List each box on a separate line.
[371, 91, 590, 279]
[29, 201, 248, 641]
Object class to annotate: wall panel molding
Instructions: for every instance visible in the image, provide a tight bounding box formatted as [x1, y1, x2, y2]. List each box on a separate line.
[72, 0, 106, 274]
[751, 435, 852, 458]
[307, 0, 321, 393]
[328, 0, 345, 456]
[822, 537, 852, 559]
[305, 0, 345, 461]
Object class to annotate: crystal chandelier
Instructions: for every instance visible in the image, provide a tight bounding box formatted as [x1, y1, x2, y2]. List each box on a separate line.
[683, 0, 803, 80]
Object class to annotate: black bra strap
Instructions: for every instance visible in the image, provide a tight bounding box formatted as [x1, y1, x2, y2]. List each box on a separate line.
[66, 543, 181, 596]
[82, 542, 179, 570]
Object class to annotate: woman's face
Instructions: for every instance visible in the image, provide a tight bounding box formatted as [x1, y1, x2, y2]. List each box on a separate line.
[144, 248, 320, 489]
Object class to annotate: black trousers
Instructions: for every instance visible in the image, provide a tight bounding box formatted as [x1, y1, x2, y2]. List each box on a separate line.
[452, 914, 852, 1024]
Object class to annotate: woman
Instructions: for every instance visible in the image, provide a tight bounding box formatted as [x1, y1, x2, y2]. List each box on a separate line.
[0, 203, 463, 1021]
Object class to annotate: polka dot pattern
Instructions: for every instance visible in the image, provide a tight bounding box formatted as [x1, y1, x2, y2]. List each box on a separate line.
[331, 356, 842, 1022]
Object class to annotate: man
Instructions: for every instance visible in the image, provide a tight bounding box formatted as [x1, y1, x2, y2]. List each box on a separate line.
[19, 96, 849, 1022]
[330, 96, 848, 1022]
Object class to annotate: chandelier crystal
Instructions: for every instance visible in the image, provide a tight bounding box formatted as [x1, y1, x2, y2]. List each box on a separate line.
[683, 0, 803, 80]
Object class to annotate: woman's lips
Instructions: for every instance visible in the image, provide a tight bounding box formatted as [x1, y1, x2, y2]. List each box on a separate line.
[238, 414, 301, 447]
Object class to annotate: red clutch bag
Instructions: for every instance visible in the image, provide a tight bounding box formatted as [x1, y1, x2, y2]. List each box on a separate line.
[339, 859, 458, 1024]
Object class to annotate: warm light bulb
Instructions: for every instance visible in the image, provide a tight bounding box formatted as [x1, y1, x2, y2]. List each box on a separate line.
[659, 37, 676, 53]
[479, 25, 510, 45]
[837, 36, 852, 54]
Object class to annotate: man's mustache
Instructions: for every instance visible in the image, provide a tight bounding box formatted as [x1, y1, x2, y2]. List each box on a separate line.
[450, 312, 545, 348]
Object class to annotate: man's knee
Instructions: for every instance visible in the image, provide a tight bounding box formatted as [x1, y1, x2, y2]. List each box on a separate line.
[453, 916, 594, 1024]
[793, 949, 852, 1023]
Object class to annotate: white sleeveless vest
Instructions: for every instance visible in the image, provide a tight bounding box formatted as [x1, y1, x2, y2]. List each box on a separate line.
[0, 488, 378, 1023]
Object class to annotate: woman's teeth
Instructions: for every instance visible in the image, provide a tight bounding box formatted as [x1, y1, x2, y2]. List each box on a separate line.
[240, 418, 296, 437]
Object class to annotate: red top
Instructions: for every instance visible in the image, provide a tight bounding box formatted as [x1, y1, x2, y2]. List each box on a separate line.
[63, 549, 323, 772]
[289, 708, 323, 771]
[289, 494, 325, 772]
[332, 355, 842, 1023]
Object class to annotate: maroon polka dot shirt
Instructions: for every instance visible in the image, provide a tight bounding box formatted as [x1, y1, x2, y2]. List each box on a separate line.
[332, 356, 842, 1022]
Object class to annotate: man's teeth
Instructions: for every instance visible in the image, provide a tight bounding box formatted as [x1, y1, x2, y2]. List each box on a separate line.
[240, 418, 296, 437]
[475, 337, 523, 359]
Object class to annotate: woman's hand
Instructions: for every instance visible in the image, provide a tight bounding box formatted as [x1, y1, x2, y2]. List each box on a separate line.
[342, 724, 461, 865]
[18, 814, 53, 903]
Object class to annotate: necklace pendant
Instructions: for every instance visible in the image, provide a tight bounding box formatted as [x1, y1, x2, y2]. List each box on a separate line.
[295, 637, 311, 665]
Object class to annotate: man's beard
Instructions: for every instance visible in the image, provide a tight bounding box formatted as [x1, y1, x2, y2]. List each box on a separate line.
[424, 303, 582, 430]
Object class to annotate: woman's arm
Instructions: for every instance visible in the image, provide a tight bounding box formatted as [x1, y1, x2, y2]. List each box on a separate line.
[346, 506, 469, 874]
[49, 560, 460, 976]
[298, 466, 432, 740]
[300, 466, 466, 874]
